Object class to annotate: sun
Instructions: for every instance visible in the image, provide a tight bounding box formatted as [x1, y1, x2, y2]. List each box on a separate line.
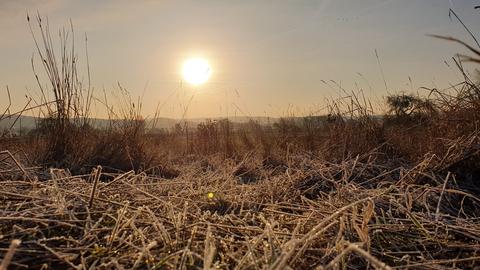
[182, 58, 212, 85]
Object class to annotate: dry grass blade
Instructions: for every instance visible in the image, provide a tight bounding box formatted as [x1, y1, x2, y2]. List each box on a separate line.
[324, 242, 392, 270]
[203, 225, 216, 270]
[0, 151, 27, 177]
[0, 239, 21, 270]
[88, 165, 102, 209]
[428, 34, 480, 58]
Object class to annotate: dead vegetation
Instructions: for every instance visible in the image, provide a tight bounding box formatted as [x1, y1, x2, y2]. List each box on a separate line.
[1, 147, 480, 269]
[1, 13, 480, 270]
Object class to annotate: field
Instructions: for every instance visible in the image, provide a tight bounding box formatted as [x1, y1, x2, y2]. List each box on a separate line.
[1, 14, 480, 270]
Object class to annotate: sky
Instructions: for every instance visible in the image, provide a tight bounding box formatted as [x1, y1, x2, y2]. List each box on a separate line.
[1, 0, 480, 119]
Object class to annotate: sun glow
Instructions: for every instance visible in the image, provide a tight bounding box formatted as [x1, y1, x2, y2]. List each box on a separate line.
[182, 58, 212, 85]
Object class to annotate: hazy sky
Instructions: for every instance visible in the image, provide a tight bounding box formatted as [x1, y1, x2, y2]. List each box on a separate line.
[1, 0, 480, 118]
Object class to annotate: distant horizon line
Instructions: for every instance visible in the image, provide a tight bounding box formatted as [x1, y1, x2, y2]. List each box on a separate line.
[2, 114, 386, 121]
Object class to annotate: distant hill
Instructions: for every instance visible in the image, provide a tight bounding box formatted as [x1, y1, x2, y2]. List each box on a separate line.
[0, 115, 38, 133]
[0, 115, 281, 133]
[0, 114, 384, 133]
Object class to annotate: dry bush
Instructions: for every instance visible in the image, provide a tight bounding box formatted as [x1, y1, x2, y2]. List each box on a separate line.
[27, 14, 93, 166]
[319, 90, 386, 161]
[193, 119, 234, 157]
[382, 67, 480, 163]
[195, 120, 220, 154]
[24, 16, 155, 172]
[88, 85, 155, 172]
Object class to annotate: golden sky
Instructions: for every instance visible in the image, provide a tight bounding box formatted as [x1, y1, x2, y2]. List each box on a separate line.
[1, 0, 480, 118]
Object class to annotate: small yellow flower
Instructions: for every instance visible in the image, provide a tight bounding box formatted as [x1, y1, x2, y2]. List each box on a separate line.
[207, 192, 215, 199]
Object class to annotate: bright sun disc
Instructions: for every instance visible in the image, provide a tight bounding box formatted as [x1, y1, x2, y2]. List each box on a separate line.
[182, 58, 212, 85]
